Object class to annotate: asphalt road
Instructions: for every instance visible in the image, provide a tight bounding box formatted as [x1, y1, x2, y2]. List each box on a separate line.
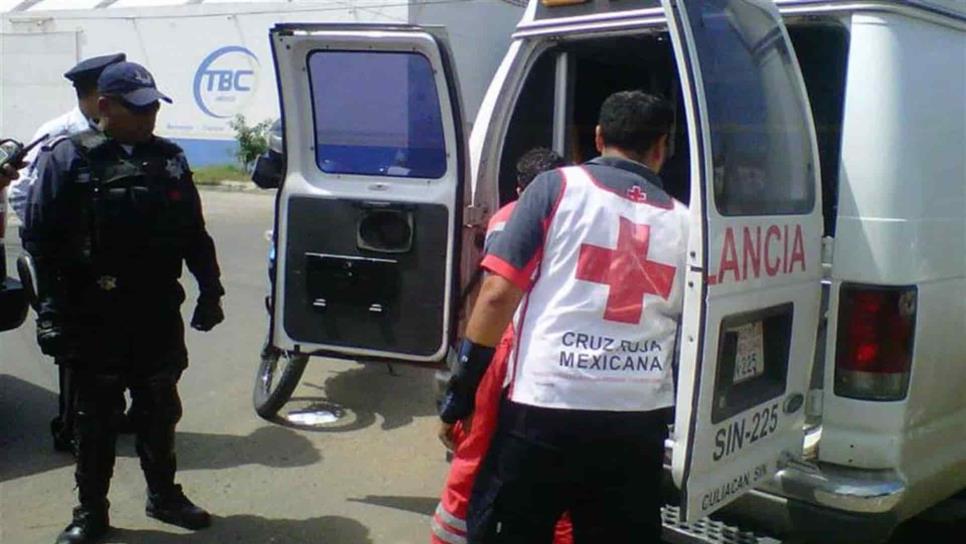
[1, 190, 448, 544]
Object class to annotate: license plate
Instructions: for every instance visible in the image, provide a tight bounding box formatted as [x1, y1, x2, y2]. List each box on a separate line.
[733, 321, 765, 383]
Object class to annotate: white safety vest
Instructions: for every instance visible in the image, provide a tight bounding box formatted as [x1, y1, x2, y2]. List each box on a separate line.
[508, 166, 689, 412]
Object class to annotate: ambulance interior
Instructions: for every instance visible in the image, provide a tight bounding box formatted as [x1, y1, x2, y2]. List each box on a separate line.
[496, 22, 847, 235]
[494, 20, 849, 425]
[497, 32, 691, 208]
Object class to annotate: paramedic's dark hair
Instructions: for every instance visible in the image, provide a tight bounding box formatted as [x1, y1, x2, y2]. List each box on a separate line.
[516, 148, 566, 191]
[598, 91, 673, 155]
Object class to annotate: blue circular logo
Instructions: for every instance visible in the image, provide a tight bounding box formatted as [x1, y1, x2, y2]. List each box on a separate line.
[193, 46, 260, 119]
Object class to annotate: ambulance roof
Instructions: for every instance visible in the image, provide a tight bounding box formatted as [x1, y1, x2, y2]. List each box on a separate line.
[529, 0, 965, 24]
[0, 0, 401, 14]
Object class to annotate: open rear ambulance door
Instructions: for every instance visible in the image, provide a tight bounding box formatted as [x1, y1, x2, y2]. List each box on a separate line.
[662, 0, 824, 521]
[269, 24, 467, 365]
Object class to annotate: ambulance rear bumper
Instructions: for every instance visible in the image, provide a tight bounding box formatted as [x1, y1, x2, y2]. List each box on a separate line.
[756, 460, 906, 515]
[662, 428, 906, 543]
[721, 464, 904, 544]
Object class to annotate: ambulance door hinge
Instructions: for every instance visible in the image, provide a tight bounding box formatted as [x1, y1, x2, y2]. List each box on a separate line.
[821, 235, 834, 278]
[463, 204, 489, 229]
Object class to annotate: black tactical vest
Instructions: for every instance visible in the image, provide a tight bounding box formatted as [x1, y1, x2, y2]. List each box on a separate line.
[70, 130, 195, 287]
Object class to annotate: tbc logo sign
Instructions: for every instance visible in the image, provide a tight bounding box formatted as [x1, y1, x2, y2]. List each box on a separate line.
[193, 46, 259, 119]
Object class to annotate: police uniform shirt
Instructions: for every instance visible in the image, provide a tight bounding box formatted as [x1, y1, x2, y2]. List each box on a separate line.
[23, 134, 222, 370]
[8, 107, 97, 220]
[482, 157, 689, 412]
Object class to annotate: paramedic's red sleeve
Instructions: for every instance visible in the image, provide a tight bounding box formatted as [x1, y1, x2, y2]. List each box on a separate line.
[481, 170, 564, 291]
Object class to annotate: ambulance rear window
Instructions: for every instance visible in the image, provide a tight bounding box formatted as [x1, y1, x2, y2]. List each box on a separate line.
[687, 0, 816, 216]
[307, 50, 447, 179]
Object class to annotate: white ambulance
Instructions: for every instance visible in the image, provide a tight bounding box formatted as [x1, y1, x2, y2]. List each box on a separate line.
[256, 0, 965, 541]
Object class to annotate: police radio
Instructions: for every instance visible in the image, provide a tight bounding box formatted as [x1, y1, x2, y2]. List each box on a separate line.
[0, 134, 49, 171]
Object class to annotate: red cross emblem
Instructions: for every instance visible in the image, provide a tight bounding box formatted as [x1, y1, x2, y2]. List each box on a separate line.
[575, 217, 677, 324]
[626, 185, 646, 202]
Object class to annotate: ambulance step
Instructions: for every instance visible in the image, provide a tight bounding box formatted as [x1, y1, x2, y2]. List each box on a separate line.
[661, 506, 782, 544]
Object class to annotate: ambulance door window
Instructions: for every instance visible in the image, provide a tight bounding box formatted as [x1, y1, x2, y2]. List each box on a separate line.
[308, 51, 447, 179]
[498, 52, 557, 205]
[689, 0, 816, 216]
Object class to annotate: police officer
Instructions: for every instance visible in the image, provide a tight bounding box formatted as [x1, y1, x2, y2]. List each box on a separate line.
[9, 53, 126, 220]
[23, 61, 224, 544]
[7, 53, 127, 453]
[439, 91, 687, 542]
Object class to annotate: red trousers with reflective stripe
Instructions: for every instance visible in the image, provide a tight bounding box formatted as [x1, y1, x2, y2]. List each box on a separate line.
[432, 329, 573, 544]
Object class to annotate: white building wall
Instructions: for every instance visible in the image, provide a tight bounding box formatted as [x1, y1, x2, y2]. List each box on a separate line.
[0, 2, 408, 165]
[1, 30, 79, 143]
[410, 0, 524, 131]
[1, 0, 522, 166]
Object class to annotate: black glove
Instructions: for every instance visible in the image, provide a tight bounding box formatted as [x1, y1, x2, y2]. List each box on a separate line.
[36, 316, 69, 357]
[190, 295, 224, 331]
[438, 339, 495, 424]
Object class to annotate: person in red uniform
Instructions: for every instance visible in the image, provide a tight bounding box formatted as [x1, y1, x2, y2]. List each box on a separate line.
[440, 91, 687, 543]
[432, 148, 569, 544]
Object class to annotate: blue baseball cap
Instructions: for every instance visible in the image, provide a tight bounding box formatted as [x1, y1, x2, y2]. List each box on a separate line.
[97, 61, 172, 107]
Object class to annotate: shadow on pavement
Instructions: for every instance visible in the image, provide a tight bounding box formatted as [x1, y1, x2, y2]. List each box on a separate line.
[0, 374, 73, 482]
[272, 362, 437, 433]
[0, 372, 320, 481]
[348, 495, 439, 517]
[104, 514, 373, 544]
[116, 425, 322, 470]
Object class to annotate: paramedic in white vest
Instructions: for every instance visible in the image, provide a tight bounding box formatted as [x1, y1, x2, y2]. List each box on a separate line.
[438, 90, 688, 542]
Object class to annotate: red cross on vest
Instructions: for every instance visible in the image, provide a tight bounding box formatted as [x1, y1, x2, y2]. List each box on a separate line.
[626, 185, 646, 202]
[575, 216, 677, 324]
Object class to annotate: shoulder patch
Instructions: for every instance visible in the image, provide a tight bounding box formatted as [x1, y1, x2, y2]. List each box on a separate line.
[164, 154, 189, 179]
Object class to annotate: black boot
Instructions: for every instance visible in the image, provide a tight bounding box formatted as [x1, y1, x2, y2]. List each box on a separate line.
[146, 484, 211, 530]
[55, 505, 109, 544]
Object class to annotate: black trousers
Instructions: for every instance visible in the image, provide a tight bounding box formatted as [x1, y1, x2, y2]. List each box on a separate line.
[72, 366, 183, 510]
[468, 400, 669, 544]
[53, 360, 75, 438]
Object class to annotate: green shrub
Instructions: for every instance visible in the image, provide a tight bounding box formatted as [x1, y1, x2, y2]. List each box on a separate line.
[229, 114, 273, 171]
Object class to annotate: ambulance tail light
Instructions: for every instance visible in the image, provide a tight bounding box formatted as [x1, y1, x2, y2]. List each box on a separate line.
[835, 284, 916, 401]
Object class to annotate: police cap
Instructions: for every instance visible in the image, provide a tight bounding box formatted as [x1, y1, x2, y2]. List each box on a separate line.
[98, 62, 172, 107]
[63, 53, 126, 87]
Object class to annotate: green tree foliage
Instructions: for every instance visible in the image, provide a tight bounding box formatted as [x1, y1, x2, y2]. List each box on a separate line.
[229, 114, 273, 171]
